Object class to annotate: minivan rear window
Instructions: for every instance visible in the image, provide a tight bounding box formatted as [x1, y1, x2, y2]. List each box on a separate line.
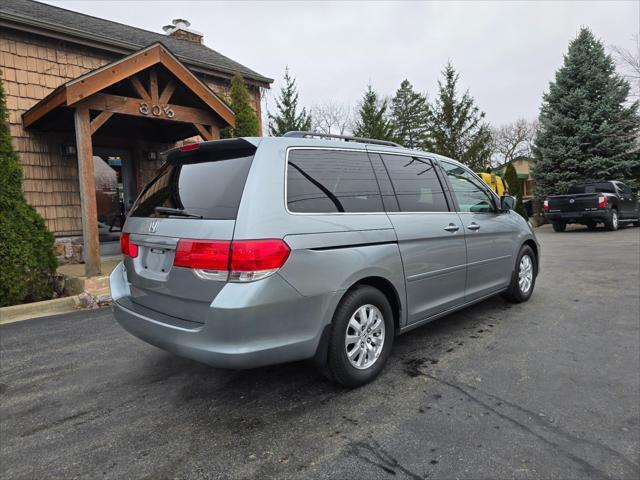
[130, 143, 255, 220]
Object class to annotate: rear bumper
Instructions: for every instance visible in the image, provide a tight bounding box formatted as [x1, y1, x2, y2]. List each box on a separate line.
[544, 209, 611, 223]
[109, 262, 339, 369]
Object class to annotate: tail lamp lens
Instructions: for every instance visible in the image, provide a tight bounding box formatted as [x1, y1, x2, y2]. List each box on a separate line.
[598, 195, 607, 208]
[543, 200, 549, 212]
[173, 239, 290, 282]
[120, 232, 138, 258]
[174, 240, 230, 271]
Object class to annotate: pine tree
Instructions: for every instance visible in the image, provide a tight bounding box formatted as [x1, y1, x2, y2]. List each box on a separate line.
[390, 79, 430, 149]
[268, 67, 312, 136]
[220, 73, 260, 138]
[353, 84, 394, 141]
[429, 62, 493, 171]
[504, 161, 528, 220]
[0, 75, 56, 306]
[532, 28, 640, 197]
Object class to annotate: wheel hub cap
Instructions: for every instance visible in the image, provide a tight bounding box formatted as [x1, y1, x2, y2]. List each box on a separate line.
[518, 254, 533, 293]
[344, 304, 385, 370]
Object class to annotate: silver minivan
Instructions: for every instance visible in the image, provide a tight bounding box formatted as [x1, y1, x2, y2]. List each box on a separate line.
[110, 133, 539, 387]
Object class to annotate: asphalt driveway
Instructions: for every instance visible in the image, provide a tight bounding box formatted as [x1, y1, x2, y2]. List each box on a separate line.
[1, 225, 639, 479]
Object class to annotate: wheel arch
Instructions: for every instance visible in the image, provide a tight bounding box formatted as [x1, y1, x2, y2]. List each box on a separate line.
[522, 238, 539, 273]
[345, 276, 402, 332]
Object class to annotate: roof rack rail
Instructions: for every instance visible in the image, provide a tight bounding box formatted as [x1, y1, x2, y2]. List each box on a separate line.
[283, 131, 401, 148]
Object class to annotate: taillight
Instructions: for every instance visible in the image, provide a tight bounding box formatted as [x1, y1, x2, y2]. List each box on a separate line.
[543, 200, 549, 212]
[598, 195, 608, 208]
[173, 239, 290, 282]
[120, 232, 138, 258]
[180, 142, 199, 152]
[174, 240, 230, 270]
[230, 240, 291, 282]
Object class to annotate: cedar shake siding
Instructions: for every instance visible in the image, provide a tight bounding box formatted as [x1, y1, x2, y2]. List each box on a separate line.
[0, 1, 270, 245]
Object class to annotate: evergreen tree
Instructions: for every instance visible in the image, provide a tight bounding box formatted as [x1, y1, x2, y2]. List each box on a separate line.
[504, 161, 528, 220]
[353, 84, 394, 141]
[220, 73, 260, 138]
[429, 62, 493, 171]
[0, 75, 56, 306]
[532, 28, 640, 197]
[390, 79, 430, 149]
[268, 67, 312, 136]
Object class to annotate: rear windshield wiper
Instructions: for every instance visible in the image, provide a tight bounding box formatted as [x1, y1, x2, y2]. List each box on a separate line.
[154, 207, 203, 219]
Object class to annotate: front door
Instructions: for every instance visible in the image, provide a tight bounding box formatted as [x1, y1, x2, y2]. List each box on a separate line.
[439, 160, 518, 301]
[93, 147, 136, 255]
[372, 152, 467, 323]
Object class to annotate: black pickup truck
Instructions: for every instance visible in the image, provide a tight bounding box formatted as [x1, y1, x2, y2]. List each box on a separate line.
[544, 181, 639, 232]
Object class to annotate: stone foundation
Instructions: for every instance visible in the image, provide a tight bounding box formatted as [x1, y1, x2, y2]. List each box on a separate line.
[53, 236, 83, 264]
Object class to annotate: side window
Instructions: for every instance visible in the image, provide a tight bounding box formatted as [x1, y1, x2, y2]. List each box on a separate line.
[368, 154, 399, 212]
[286, 149, 383, 213]
[380, 154, 449, 212]
[440, 161, 496, 213]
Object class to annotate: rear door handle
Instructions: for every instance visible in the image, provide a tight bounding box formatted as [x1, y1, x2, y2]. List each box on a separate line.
[444, 223, 460, 233]
[467, 222, 480, 231]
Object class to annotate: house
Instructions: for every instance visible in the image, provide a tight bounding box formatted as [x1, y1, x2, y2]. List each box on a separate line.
[496, 157, 535, 200]
[0, 0, 272, 276]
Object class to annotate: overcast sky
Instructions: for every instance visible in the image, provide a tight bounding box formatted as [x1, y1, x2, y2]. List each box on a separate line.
[45, 0, 639, 127]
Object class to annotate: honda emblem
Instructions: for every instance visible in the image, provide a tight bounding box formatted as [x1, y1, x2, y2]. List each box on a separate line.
[149, 219, 159, 233]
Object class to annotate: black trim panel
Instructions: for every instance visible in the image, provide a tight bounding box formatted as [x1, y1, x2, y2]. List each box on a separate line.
[309, 240, 398, 251]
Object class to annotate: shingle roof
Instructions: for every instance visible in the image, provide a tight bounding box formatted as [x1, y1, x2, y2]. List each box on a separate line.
[0, 0, 272, 85]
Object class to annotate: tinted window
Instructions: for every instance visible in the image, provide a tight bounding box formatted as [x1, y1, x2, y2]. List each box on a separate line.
[380, 154, 449, 212]
[130, 151, 254, 220]
[287, 149, 383, 213]
[441, 161, 495, 213]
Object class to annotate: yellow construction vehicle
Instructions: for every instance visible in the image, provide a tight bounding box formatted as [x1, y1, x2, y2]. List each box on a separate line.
[477, 172, 508, 196]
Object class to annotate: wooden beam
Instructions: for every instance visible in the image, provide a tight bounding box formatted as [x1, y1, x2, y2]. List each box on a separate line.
[149, 70, 159, 104]
[194, 123, 213, 141]
[157, 46, 236, 127]
[78, 93, 218, 126]
[22, 88, 66, 128]
[74, 107, 101, 277]
[90, 111, 114, 135]
[129, 76, 150, 101]
[159, 80, 177, 104]
[66, 44, 161, 105]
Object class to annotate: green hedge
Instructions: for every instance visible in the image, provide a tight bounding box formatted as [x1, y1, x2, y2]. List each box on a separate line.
[0, 75, 56, 306]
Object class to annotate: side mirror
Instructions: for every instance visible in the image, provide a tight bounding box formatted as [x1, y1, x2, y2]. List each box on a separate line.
[501, 195, 516, 211]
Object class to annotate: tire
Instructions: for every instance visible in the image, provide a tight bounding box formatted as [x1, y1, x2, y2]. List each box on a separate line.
[586, 221, 597, 231]
[502, 245, 537, 303]
[552, 222, 566, 232]
[604, 209, 619, 231]
[324, 285, 394, 388]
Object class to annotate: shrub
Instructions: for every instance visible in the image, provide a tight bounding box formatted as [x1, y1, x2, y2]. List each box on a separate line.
[0, 75, 56, 306]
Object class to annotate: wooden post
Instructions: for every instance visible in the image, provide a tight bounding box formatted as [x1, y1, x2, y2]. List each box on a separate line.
[74, 107, 102, 277]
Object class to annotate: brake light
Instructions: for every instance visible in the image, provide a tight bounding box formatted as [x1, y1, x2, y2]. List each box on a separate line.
[230, 240, 291, 282]
[598, 195, 608, 208]
[543, 200, 549, 212]
[173, 239, 290, 282]
[174, 240, 230, 270]
[120, 232, 138, 258]
[180, 142, 200, 152]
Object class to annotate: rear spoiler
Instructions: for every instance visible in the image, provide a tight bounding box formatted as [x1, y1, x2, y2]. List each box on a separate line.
[162, 138, 259, 165]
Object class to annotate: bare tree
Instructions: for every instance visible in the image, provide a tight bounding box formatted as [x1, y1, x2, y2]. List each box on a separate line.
[311, 102, 352, 135]
[491, 118, 537, 165]
[611, 35, 640, 99]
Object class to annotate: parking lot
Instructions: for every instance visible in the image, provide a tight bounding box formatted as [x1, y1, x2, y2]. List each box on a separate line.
[1, 225, 639, 479]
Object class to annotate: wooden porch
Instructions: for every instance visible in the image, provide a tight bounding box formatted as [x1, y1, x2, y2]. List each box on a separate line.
[22, 43, 235, 277]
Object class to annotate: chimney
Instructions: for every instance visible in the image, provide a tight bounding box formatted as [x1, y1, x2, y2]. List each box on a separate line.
[162, 19, 203, 44]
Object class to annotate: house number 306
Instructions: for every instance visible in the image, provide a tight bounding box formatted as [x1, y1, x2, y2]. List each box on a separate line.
[139, 102, 175, 118]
